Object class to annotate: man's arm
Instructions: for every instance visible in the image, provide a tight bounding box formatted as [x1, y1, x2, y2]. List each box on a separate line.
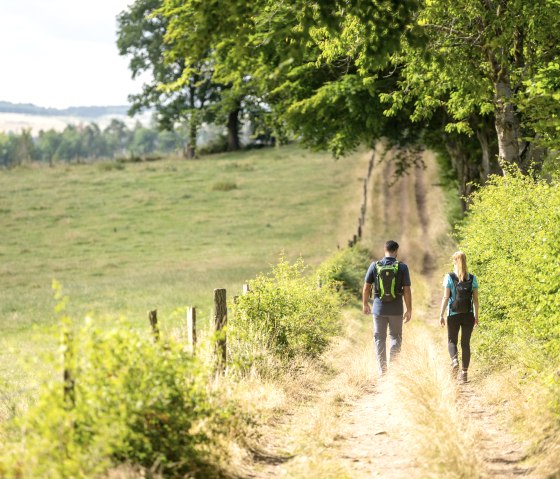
[403, 286, 412, 323]
[362, 283, 372, 315]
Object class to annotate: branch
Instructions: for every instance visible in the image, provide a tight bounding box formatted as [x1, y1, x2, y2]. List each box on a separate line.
[422, 23, 477, 42]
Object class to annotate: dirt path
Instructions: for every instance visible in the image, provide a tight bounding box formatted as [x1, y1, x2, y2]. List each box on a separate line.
[245, 151, 533, 478]
[333, 157, 532, 478]
[330, 160, 428, 478]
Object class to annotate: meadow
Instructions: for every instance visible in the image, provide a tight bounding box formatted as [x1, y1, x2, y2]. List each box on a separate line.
[0, 145, 371, 390]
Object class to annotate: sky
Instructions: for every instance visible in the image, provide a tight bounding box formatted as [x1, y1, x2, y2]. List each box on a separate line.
[0, 0, 146, 109]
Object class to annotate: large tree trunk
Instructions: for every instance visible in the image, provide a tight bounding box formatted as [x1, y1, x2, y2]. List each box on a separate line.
[476, 127, 491, 182]
[227, 108, 241, 151]
[184, 88, 198, 159]
[493, 75, 522, 174]
[186, 119, 197, 159]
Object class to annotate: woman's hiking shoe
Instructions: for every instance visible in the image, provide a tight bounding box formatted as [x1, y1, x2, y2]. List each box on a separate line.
[451, 358, 459, 375]
[461, 370, 468, 383]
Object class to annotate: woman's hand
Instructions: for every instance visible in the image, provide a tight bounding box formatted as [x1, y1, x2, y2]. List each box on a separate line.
[439, 315, 446, 328]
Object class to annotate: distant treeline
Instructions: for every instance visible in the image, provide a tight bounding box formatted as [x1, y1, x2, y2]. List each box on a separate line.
[0, 120, 205, 167]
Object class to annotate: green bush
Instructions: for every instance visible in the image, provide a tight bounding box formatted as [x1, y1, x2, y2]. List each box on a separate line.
[457, 167, 560, 378]
[229, 257, 342, 376]
[198, 135, 229, 155]
[211, 180, 238, 191]
[0, 320, 236, 478]
[316, 245, 372, 300]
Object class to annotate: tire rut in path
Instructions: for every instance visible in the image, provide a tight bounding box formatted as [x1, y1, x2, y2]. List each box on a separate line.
[334, 381, 417, 478]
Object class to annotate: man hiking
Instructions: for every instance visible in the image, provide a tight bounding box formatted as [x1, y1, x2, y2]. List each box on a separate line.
[362, 240, 412, 376]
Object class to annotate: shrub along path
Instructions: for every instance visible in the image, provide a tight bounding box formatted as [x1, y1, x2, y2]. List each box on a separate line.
[246, 149, 533, 478]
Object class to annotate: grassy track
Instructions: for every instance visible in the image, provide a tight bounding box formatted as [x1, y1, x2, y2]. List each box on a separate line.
[0, 145, 370, 389]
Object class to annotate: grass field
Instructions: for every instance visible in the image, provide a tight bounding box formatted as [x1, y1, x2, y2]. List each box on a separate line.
[0, 145, 371, 390]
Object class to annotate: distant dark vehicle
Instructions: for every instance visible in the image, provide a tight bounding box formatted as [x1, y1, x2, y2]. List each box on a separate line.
[247, 134, 276, 149]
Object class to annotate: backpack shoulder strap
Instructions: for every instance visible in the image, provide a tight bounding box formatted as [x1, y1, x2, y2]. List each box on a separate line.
[449, 272, 458, 283]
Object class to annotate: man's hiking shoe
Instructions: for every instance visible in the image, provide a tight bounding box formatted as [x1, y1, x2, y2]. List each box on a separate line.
[461, 370, 468, 383]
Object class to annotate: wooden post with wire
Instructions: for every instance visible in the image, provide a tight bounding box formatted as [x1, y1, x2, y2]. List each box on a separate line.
[62, 329, 75, 409]
[187, 307, 196, 354]
[213, 289, 227, 372]
[149, 309, 159, 342]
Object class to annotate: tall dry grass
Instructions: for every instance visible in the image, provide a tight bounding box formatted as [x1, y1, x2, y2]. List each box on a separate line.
[388, 325, 484, 478]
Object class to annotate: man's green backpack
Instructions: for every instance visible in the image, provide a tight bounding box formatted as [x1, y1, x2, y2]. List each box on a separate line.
[375, 261, 400, 303]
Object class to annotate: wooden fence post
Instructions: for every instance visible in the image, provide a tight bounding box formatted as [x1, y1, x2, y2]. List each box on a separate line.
[149, 309, 159, 342]
[242, 283, 250, 294]
[187, 307, 196, 354]
[62, 329, 75, 409]
[213, 289, 227, 372]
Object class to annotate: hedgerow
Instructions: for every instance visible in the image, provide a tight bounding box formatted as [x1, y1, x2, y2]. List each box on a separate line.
[457, 167, 560, 404]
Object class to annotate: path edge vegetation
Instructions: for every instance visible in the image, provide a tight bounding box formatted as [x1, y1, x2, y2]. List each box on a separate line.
[456, 166, 560, 477]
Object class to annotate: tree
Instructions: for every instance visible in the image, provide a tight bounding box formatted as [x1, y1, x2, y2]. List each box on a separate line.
[81, 123, 108, 160]
[14, 128, 36, 165]
[55, 125, 84, 162]
[36, 129, 62, 165]
[117, 0, 221, 158]
[382, 0, 560, 174]
[0, 133, 17, 167]
[103, 119, 131, 159]
[130, 122, 158, 156]
[157, 129, 180, 154]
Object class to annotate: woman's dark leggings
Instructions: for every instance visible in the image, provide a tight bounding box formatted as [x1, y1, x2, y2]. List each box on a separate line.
[447, 312, 475, 369]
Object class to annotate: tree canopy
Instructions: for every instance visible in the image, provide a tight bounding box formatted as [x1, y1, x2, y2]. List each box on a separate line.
[116, 0, 560, 195]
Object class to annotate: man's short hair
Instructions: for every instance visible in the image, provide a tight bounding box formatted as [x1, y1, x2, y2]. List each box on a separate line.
[385, 240, 399, 253]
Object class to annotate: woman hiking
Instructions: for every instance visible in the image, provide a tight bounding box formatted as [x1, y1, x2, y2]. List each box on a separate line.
[439, 251, 479, 383]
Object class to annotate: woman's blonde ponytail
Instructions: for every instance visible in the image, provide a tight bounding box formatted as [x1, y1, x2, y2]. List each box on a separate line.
[453, 251, 468, 281]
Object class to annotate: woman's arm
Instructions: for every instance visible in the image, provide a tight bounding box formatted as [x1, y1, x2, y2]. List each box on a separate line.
[440, 287, 451, 327]
[472, 289, 479, 326]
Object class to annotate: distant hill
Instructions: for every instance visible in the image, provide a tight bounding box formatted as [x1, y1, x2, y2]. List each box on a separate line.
[0, 101, 130, 118]
[0, 101, 153, 135]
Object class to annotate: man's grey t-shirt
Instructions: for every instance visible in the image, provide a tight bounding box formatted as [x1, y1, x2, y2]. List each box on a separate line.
[365, 257, 411, 316]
